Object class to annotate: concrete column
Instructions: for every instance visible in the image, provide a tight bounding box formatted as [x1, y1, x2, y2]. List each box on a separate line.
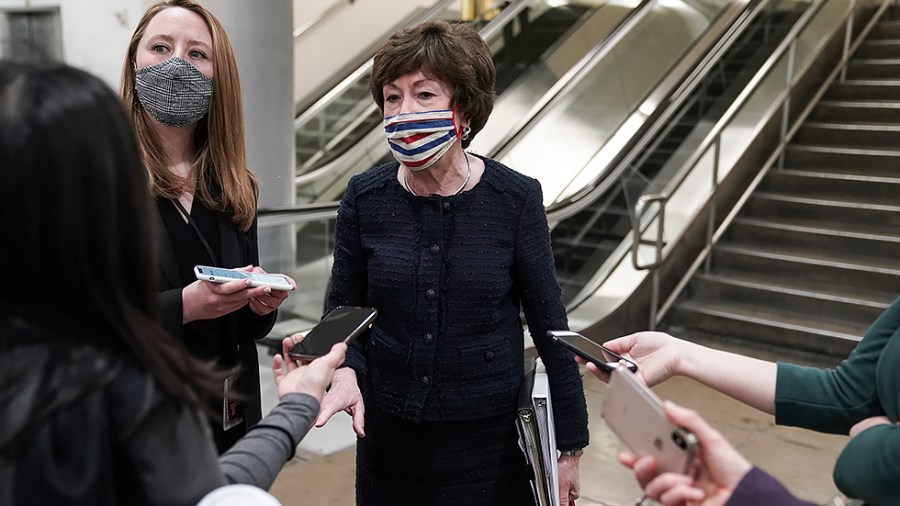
[202, 0, 294, 209]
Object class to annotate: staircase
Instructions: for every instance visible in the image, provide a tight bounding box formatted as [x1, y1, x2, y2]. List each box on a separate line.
[665, 8, 900, 359]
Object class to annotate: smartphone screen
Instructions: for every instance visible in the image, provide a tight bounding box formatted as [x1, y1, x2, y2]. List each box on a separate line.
[602, 368, 697, 474]
[548, 331, 638, 373]
[197, 266, 246, 281]
[289, 306, 377, 360]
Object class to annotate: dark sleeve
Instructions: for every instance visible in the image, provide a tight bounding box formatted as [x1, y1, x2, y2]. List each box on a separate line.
[219, 393, 320, 488]
[158, 288, 185, 341]
[110, 370, 227, 505]
[512, 181, 589, 451]
[725, 467, 816, 506]
[240, 213, 277, 340]
[832, 418, 900, 503]
[775, 297, 900, 433]
[325, 177, 368, 380]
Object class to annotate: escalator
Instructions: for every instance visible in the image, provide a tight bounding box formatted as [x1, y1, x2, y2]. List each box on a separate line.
[259, 0, 777, 335]
[549, 0, 806, 302]
[293, 0, 632, 204]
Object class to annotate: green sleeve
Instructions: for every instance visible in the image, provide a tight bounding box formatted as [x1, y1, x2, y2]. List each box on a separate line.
[833, 423, 900, 505]
[774, 297, 900, 434]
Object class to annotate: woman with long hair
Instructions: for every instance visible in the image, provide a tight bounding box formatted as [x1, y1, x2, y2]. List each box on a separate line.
[120, 0, 293, 451]
[0, 60, 343, 506]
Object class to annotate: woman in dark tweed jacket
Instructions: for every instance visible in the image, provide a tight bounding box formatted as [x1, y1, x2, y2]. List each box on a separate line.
[311, 20, 589, 506]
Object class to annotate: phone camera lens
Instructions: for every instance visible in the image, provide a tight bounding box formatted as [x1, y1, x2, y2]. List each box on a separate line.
[671, 432, 686, 449]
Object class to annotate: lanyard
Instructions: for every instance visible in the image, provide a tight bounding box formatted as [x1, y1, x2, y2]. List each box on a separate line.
[171, 197, 220, 267]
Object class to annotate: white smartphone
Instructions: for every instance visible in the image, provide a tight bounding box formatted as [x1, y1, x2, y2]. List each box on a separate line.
[601, 367, 698, 474]
[193, 265, 293, 292]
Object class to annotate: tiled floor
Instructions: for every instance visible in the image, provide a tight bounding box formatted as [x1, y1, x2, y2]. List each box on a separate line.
[259, 342, 847, 505]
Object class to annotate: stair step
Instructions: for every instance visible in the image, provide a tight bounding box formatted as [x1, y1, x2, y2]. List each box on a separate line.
[742, 192, 900, 235]
[784, 144, 900, 173]
[854, 39, 900, 59]
[726, 217, 900, 264]
[809, 100, 900, 123]
[846, 59, 900, 79]
[870, 22, 900, 40]
[793, 121, 900, 147]
[759, 169, 900, 204]
[690, 272, 890, 327]
[826, 80, 900, 100]
[711, 244, 900, 296]
[670, 300, 863, 357]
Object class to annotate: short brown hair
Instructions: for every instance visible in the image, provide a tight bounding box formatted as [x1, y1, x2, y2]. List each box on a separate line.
[369, 20, 496, 148]
[121, 0, 258, 231]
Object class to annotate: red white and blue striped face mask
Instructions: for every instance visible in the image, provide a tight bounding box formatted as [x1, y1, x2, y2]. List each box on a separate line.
[383, 109, 462, 171]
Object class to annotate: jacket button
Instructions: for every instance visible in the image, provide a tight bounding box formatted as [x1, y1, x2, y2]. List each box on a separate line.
[442, 202, 450, 211]
[421, 376, 430, 385]
[426, 288, 436, 300]
[430, 244, 440, 255]
[485, 351, 495, 362]
[424, 333, 434, 344]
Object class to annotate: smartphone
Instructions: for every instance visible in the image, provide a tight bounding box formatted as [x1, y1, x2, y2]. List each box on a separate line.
[547, 330, 638, 373]
[602, 367, 698, 474]
[194, 265, 292, 292]
[288, 306, 378, 360]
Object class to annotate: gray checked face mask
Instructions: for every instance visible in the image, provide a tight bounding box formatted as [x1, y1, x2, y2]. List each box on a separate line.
[134, 57, 213, 127]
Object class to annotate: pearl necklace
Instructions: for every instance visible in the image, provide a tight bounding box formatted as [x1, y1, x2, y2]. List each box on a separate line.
[403, 152, 471, 197]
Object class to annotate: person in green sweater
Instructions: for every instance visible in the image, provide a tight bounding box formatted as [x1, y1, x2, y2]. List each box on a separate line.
[588, 296, 900, 505]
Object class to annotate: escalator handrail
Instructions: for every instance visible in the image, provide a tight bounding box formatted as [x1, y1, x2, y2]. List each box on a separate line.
[638, 0, 827, 209]
[544, 0, 766, 226]
[259, 202, 341, 227]
[292, 0, 539, 188]
[489, 0, 658, 158]
[293, 0, 459, 131]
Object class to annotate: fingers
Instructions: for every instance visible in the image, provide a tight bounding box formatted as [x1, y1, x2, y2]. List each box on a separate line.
[602, 333, 635, 355]
[272, 354, 285, 385]
[280, 337, 299, 372]
[631, 454, 660, 489]
[351, 402, 366, 438]
[644, 473, 702, 505]
[664, 401, 719, 447]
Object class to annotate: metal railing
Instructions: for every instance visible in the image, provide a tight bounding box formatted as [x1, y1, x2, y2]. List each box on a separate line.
[630, 0, 891, 329]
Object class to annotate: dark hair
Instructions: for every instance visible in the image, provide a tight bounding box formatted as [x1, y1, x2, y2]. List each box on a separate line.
[369, 20, 496, 148]
[0, 61, 219, 442]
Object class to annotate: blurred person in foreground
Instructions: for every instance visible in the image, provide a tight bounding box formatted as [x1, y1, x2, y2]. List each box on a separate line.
[0, 60, 343, 506]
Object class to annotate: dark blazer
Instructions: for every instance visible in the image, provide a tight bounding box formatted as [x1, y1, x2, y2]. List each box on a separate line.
[328, 156, 589, 451]
[155, 203, 275, 450]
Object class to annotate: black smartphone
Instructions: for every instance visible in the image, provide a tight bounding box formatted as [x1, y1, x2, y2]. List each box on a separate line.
[288, 306, 377, 360]
[547, 330, 638, 373]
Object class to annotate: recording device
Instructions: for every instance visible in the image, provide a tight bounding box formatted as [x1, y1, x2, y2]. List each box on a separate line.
[547, 330, 638, 373]
[194, 265, 293, 291]
[288, 306, 378, 361]
[602, 367, 698, 474]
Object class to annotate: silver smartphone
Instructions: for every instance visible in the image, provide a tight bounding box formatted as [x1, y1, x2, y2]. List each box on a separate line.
[288, 306, 377, 361]
[194, 265, 293, 291]
[601, 367, 698, 474]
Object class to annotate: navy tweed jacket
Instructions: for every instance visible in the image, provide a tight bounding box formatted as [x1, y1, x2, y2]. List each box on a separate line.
[326, 155, 589, 451]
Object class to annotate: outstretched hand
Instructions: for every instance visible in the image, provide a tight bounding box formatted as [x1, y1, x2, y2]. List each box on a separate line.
[272, 336, 346, 403]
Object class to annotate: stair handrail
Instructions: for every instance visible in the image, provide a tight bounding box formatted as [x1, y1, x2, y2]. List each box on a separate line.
[293, 0, 352, 41]
[632, 0, 892, 329]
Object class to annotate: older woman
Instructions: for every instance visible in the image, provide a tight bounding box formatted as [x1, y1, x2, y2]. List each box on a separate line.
[312, 20, 589, 506]
[120, 0, 295, 452]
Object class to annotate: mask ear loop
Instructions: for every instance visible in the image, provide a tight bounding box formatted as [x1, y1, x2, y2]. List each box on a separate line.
[451, 107, 470, 140]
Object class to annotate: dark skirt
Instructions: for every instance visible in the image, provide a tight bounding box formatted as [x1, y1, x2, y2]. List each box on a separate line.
[356, 407, 534, 506]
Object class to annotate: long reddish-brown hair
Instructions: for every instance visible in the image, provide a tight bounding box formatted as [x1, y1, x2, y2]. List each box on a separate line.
[121, 0, 257, 231]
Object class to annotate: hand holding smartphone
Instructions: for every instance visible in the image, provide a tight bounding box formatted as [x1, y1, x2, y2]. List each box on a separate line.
[602, 367, 698, 474]
[547, 330, 638, 373]
[194, 265, 293, 292]
[288, 306, 378, 361]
